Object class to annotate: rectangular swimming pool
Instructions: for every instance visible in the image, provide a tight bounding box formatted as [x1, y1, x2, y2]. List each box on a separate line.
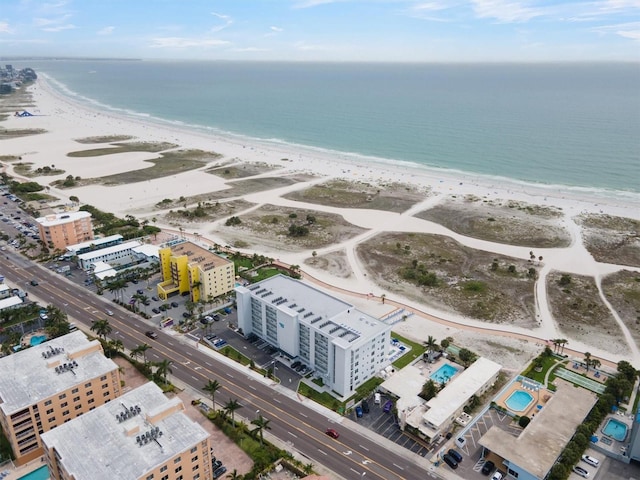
[18, 465, 50, 480]
[430, 363, 458, 383]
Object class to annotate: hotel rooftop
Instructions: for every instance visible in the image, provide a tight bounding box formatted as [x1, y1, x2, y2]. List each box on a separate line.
[167, 241, 231, 271]
[36, 211, 91, 227]
[41, 382, 210, 480]
[480, 379, 598, 479]
[0, 331, 118, 415]
[243, 275, 389, 347]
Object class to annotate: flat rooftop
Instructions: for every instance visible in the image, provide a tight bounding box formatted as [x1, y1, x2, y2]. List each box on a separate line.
[168, 241, 232, 271]
[41, 382, 210, 480]
[0, 331, 118, 414]
[480, 379, 598, 479]
[380, 359, 428, 409]
[240, 275, 389, 346]
[36, 211, 91, 227]
[422, 357, 501, 428]
[78, 240, 142, 261]
[66, 234, 123, 253]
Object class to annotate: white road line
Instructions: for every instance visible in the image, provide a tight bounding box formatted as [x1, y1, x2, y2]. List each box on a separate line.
[273, 398, 281, 404]
[299, 412, 307, 418]
[249, 385, 256, 391]
[288, 432, 297, 438]
[318, 450, 327, 456]
[359, 445, 369, 451]
[205, 362, 213, 366]
[191, 375, 198, 381]
[392, 463, 404, 470]
[168, 342, 174, 346]
[226, 373, 234, 378]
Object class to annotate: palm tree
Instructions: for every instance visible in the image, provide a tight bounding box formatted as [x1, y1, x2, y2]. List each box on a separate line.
[423, 335, 438, 362]
[154, 359, 173, 385]
[224, 399, 242, 425]
[584, 352, 592, 372]
[251, 414, 271, 446]
[132, 343, 152, 365]
[202, 379, 222, 411]
[381, 293, 386, 304]
[107, 339, 124, 358]
[559, 339, 568, 355]
[303, 463, 314, 475]
[590, 358, 601, 372]
[226, 470, 241, 480]
[90, 319, 112, 340]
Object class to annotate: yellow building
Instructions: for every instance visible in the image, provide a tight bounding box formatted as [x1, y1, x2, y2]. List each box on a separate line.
[0, 331, 122, 465]
[36, 211, 94, 251]
[157, 241, 234, 303]
[41, 382, 213, 480]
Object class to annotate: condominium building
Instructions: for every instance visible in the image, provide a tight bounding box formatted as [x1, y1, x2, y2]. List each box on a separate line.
[236, 275, 392, 397]
[65, 234, 124, 257]
[36, 211, 94, 251]
[41, 382, 212, 480]
[157, 241, 234, 303]
[0, 331, 122, 465]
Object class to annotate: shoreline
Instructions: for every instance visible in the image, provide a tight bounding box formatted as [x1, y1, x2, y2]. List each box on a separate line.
[2, 77, 639, 368]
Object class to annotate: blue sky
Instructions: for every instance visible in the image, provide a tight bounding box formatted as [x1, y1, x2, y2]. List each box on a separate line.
[0, 0, 638, 61]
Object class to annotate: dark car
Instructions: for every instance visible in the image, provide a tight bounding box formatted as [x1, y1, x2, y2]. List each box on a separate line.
[291, 361, 301, 369]
[136, 289, 144, 295]
[213, 466, 227, 479]
[182, 312, 191, 318]
[159, 304, 167, 311]
[355, 406, 363, 418]
[151, 296, 159, 301]
[325, 428, 339, 439]
[30, 279, 38, 286]
[152, 308, 160, 314]
[171, 301, 179, 308]
[383, 400, 393, 413]
[362, 400, 370, 413]
[482, 460, 495, 475]
[442, 454, 458, 469]
[145, 331, 158, 339]
[448, 449, 463, 463]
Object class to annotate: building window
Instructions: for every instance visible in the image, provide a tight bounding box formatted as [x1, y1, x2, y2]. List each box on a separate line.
[87, 390, 93, 395]
[190, 446, 197, 453]
[146, 475, 154, 480]
[60, 402, 68, 408]
[74, 405, 82, 410]
[85, 382, 91, 388]
[46, 409, 54, 415]
[161, 476, 168, 480]
[48, 417, 55, 423]
[62, 410, 70, 416]
[58, 394, 66, 400]
[44, 400, 52, 406]
[175, 466, 182, 473]
[174, 456, 181, 464]
[160, 466, 167, 472]
[192, 464, 199, 471]
[88, 398, 95, 404]
[191, 455, 198, 462]
[103, 392, 110, 397]
[72, 388, 79, 394]
[73, 396, 80, 402]
[100, 375, 107, 381]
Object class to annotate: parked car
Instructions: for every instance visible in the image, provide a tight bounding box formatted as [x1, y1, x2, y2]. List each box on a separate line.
[136, 289, 144, 295]
[213, 466, 227, 479]
[448, 449, 463, 463]
[171, 301, 179, 308]
[383, 400, 393, 413]
[362, 400, 370, 413]
[491, 472, 503, 480]
[442, 454, 458, 470]
[291, 361, 301, 369]
[145, 331, 158, 339]
[151, 296, 159, 301]
[374, 392, 381, 404]
[573, 466, 590, 478]
[152, 308, 160, 314]
[182, 312, 191, 318]
[355, 406, 363, 418]
[325, 428, 339, 439]
[581, 455, 599, 468]
[481, 460, 495, 475]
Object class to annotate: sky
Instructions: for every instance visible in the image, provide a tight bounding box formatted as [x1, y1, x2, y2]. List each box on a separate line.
[0, 0, 639, 62]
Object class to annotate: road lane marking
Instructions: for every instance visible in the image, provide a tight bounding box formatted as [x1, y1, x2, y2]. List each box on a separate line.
[392, 463, 404, 470]
[318, 450, 327, 456]
[359, 445, 369, 451]
[288, 432, 297, 438]
[299, 412, 307, 418]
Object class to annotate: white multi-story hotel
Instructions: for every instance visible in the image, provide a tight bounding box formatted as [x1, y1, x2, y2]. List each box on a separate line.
[236, 275, 391, 397]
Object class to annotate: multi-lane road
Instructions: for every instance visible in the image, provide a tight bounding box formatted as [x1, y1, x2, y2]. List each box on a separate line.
[0, 251, 445, 480]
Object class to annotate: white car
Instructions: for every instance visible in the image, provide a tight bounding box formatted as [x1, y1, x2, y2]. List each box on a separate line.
[573, 466, 589, 478]
[105, 309, 114, 316]
[581, 455, 599, 468]
[491, 472, 503, 480]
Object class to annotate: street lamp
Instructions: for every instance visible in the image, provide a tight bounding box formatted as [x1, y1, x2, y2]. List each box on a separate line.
[255, 409, 260, 419]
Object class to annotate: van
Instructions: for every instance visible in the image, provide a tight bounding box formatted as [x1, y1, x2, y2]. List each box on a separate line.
[374, 392, 381, 404]
[581, 455, 599, 468]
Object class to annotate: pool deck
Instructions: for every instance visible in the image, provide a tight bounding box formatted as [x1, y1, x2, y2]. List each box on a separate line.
[592, 413, 633, 457]
[423, 357, 462, 385]
[19, 330, 48, 350]
[495, 378, 551, 418]
[0, 457, 48, 480]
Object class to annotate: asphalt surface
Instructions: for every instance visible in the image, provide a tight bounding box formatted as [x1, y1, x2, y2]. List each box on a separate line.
[0, 250, 448, 480]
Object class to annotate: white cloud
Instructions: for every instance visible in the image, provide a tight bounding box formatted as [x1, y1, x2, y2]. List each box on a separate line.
[470, 0, 545, 23]
[270, 26, 284, 32]
[41, 24, 76, 32]
[97, 26, 115, 35]
[294, 41, 326, 51]
[210, 11, 233, 32]
[231, 47, 270, 52]
[591, 21, 640, 40]
[0, 22, 13, 33]
[149, 37, 231, 48]
[293, 0, 348, 8]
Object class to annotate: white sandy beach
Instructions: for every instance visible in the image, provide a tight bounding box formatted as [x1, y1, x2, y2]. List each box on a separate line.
[3, 77, 640, 370]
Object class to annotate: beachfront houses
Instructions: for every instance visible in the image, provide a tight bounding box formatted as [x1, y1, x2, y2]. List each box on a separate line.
[235, 275, 392, 397]
[65, 234, 124, 257]
[157, 241, 234, 303]
[41, 382, 213, 480]
[77, 241, 159, 274]
[479, 379, 597, 480]
[0, 331, 122, 465]
[386, 356, 501, 442]
[36, 211, 94, 251]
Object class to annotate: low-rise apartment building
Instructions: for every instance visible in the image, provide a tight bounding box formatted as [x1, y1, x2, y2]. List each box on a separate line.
[157, 241, 234, 302]
[0, 331, 121, 465]
[36, 211, 94, 251]
[41, 382, 212, 480]
[236, 275, 392, 397]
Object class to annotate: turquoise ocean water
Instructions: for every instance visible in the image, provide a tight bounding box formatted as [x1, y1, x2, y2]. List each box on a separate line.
[18, 60, 640, 194]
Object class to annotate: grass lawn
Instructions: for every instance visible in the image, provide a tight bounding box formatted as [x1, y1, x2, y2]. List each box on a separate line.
[390, 332, 426, 369]
[522, 355, 564, 384]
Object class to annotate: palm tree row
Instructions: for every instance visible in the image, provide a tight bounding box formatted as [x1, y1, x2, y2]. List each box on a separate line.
[550, 338, 569, 355]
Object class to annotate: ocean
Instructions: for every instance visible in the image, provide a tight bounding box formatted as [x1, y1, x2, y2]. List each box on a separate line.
[17, 60, 640, 194]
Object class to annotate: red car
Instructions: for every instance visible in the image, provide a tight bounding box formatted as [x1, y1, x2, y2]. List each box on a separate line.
[325, 428, 339, 439]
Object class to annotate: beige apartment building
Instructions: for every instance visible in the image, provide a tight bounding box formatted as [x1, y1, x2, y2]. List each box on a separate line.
[36, 211, 94, 251]
[0, 331, 121, 465]
[41, 382, 213, 480]
[157, 241, 234, 303]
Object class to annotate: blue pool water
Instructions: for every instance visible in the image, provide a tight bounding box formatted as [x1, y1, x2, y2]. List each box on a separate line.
[430, 363, 458, 383]
[18, 465, 50, 480]
[603, 418, 628, 442]
[505, 390, 534, 412]
[30, 335, 47, 346]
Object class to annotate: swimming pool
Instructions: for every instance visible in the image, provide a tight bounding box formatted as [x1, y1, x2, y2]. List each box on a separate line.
[430, 363, 458, 383]
[505, 390, 534, 412]
[602, 417, 628, 442]
[18, 465, 50, 480]
[30, 335, 47, 346]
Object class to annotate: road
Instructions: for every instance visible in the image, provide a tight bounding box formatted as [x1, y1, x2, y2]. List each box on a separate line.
[0, 251, 445, 480]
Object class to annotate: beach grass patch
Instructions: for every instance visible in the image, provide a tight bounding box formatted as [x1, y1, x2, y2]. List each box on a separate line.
[577, 213, 640, 267]
[14, 162, 65, 177]
[206, 162, 280, 179]
[0, 128, 47, 139]
[601, 270, 640, 347]
[74, 135, 135, 144]
[67, 141, 178, 157]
